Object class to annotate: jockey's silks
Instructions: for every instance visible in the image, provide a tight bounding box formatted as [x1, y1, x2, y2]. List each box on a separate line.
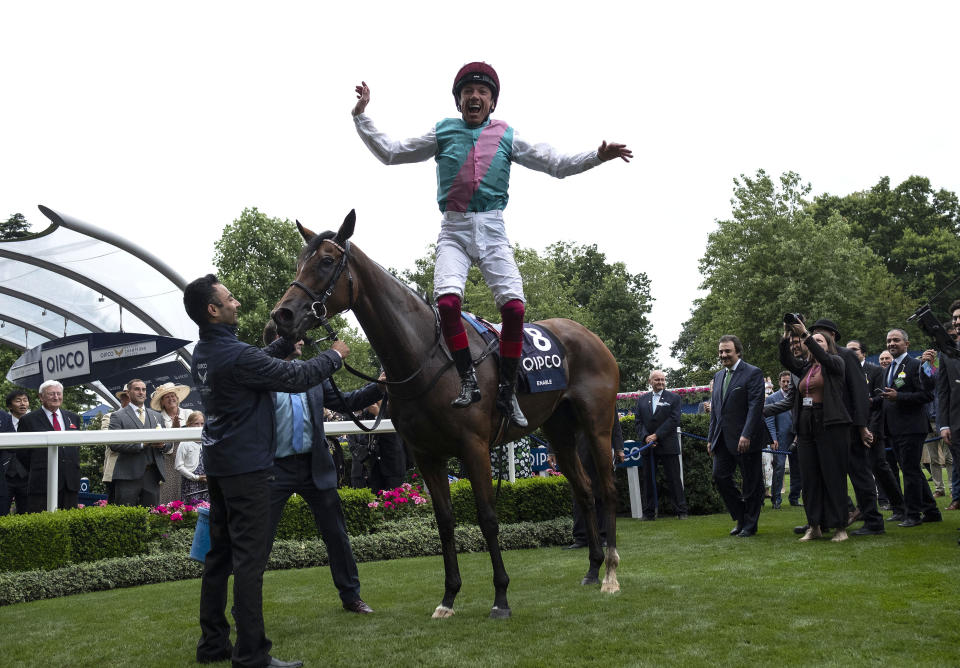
[435, 118, 514, 213]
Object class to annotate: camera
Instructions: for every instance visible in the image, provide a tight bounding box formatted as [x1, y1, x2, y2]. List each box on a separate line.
[783, 313, 804, 325]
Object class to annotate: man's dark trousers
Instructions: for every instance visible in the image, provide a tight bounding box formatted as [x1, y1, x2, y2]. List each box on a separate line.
[267, 454, 360, 604]
[891, 433, 940, 521]
[712, 436, 763, 533]
[847, 428, 884, 530]
[198, 469, 272, 668]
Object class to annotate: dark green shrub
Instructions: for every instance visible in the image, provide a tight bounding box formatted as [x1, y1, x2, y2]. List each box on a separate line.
[678, 413, 725, 515]
[513, 476, 572, 521]
[274, 494, 320, 541]
[0, 512, 72, 572]
[0, 517, 574, 605]
[68, 506, 148, 563]
[448, 478, 519, 525]
[339, 487, 378, 534]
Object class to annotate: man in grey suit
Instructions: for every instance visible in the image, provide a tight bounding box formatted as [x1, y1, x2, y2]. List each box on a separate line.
[109, 378, 168, 506]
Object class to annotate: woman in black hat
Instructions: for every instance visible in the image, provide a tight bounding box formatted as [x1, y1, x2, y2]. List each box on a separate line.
[780, 321, 852, 542]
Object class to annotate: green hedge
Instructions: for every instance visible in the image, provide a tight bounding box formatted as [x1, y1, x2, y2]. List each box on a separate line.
[448, 475, 571, 525]
[0, 506, 147, 572]
[0, 517, 574, 606]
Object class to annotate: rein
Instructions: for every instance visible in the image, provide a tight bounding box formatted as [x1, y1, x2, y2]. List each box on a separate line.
[288, 238, 489, 427]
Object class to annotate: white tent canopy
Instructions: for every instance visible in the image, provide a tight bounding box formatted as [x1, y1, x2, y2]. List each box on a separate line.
[0, 205, 196, 405]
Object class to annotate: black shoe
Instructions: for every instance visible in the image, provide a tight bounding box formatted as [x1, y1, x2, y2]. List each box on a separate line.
[851, 526, 885, 536]
[772, 501, 782, 509]
[451, 348, 481, 408]
[898, 518, 922, 528]
[729, 524, 743, 536]
[639, 515, 656, 521]
[737, 529, 756, 537]
[922, 513, 943, 523]
[266, 658, 304, 668]
[496, 357, 528, 427]
[565, 541, 587, 549]
[677, 514, 688, 520]
[793, 524, 809, 535]
[343, 599, 374, 614]
[886, 513, 906, 522]
[789, 500, 803, 507]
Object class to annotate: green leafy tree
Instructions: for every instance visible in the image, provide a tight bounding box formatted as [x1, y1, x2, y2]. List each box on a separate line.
[811, 175, 960, 314]
[213, 208, 377, 391]
[672, 170, 914, 382]
[402, 242, 657, 391]
[0, 213, 31, 240]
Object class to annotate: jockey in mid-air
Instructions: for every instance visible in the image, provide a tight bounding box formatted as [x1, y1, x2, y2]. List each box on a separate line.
[352, 62, 631, 428]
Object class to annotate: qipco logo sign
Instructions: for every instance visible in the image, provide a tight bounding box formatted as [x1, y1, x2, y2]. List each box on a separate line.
[42, 341, 91, 380]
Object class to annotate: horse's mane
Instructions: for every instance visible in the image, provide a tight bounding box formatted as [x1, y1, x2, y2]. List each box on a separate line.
[301, 230, 434, 308]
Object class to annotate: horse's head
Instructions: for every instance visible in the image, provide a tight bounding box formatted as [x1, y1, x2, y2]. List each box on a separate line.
[271, 209, 356, 340]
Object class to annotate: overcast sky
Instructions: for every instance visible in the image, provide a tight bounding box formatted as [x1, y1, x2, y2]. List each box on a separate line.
[3, 1, 958, 375]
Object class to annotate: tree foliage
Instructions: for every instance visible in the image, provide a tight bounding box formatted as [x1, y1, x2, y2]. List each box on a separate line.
[402, 242, 657, 390]
[811, 175, 960, 314]
[672, 170, 915, 383]
[212, 208, 376, 391]
[1, 213, 31, 240]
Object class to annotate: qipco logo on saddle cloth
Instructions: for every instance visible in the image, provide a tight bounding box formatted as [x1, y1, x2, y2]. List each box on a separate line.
[520, 327, 566, 393]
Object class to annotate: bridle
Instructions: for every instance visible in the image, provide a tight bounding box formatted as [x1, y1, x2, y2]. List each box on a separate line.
[288, 238, 355, 341]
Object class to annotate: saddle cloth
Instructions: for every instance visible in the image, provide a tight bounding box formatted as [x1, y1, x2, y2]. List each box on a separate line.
[461, 312, 567, 394]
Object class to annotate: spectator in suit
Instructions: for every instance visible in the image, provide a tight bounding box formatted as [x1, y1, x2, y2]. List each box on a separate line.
[780, 325, 852, 542]
[707, 334, 766, 537]
[936, 299, 960, 516]
[881, 328, 941, 527]
[16, 380, 82, 512]
[109, 379, 168, 507]
[265, 335, 382, 613]
[764, 371, 796, 509]
[635, 370, 688, 519]
[2, 389, 31, 514]
[847, 339, 904, 532]
[934, 304, 960, 546]
[366, 400, 405, 494]
[0, 407, 15, 515]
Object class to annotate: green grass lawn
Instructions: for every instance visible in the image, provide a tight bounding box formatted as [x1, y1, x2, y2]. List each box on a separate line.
[1, 499, 958, 667]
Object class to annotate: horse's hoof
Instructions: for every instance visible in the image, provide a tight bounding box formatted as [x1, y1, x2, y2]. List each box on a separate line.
[489, 606, 512, 619]
[432, 605, 455, 619]
[581, 575, 600, 586]
[600, 581, 621, 594]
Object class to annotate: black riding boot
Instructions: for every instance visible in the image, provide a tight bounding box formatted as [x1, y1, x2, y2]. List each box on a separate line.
[451, 347, 481, 408]
[496, 357, 528, 427]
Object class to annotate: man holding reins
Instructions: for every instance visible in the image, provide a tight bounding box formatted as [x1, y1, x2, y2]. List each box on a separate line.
[352, 62, 631, 427]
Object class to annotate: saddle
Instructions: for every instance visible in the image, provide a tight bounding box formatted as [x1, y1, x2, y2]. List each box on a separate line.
[460, 312, 567, 394]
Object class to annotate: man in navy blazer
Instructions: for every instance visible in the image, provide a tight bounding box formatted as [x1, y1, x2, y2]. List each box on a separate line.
[0, 408, 15, 515]
[635, 370, 688, 519]
[266, 338, 384, 614]
[708, 334, 766, 537]
[16, 380, 83, 512]
[881, 328, 940, 527]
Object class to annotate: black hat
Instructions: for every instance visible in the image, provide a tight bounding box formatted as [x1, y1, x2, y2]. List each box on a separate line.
[809, 318, 840, 339]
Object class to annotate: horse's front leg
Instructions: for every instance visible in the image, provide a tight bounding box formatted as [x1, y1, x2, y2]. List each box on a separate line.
[418, 455, 461, 618]
[461, 442, 511, 618]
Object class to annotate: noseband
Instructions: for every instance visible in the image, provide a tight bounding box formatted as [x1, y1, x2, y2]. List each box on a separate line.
[288, 238, 354, 340]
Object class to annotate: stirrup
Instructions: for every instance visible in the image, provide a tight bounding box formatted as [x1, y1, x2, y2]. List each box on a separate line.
[496, 383, 528, 427]
[452, 368, 481, 407]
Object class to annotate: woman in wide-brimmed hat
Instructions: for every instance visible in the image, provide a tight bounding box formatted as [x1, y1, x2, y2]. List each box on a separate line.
[150, 383, 193, 504]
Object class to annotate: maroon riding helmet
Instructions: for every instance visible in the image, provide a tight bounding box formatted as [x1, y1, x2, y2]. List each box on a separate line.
[452, 62, 500, 111]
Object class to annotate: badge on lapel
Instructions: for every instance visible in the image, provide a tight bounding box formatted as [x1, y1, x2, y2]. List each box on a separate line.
[69, 423, 78, 429]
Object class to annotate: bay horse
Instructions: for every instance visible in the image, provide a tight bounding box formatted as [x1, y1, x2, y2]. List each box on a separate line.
[271, 210, 621, 619]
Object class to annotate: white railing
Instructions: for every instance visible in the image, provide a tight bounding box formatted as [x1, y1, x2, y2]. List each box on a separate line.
[0, 420, 397, 512]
